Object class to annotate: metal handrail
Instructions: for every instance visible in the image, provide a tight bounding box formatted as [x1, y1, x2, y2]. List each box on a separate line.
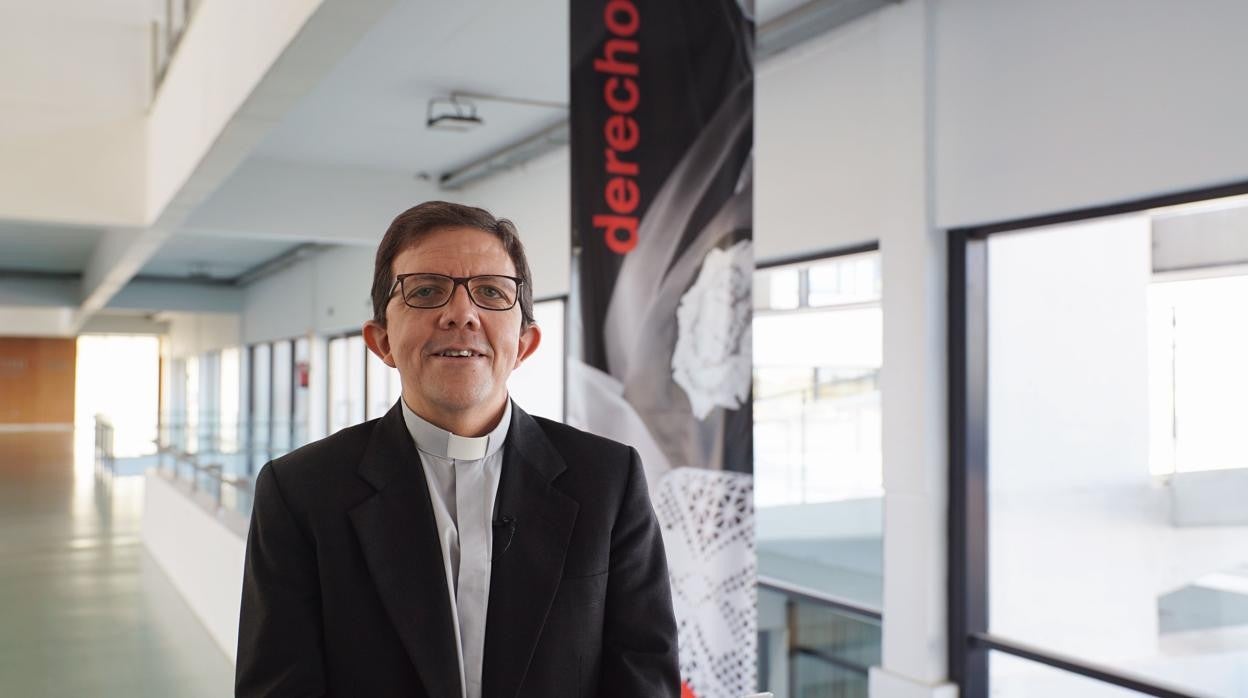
[970, 633, 1211, 698]
[760, 574, 882, 690]
[758, 574, 882, 622]
[155, 441, 252, 515]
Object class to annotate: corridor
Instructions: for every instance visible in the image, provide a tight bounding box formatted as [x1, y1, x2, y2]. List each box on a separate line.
[0, 431, 233, 696]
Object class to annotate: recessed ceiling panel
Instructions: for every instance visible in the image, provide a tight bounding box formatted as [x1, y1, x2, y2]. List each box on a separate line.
[0, 222, 101, 274]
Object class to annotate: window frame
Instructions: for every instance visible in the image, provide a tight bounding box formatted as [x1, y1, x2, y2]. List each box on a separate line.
[947, 179, 1248, 698]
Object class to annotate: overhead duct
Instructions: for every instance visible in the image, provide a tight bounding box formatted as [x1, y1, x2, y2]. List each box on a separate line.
[233, 242, 333, 286]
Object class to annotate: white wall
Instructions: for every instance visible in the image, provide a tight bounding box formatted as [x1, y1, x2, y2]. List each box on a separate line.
[142, 473, 247, 663]
[935, 0, 1248, 228]
[755, 5, 921, 261]
[166, 312, 242, 359]
[457, 147, 572, 301]
[0, 14, 147, 227]
[241, 245, 374, 344]
[0, 307, 75, 337]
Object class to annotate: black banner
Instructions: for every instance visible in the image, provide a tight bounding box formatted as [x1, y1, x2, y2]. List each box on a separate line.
[570, 1, 755, 695]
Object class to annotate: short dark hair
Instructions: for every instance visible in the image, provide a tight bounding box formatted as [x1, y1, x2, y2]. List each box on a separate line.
[370, 201, 535, 327]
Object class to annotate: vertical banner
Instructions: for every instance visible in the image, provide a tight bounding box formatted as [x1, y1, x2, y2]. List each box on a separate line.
[569, 2, 755, 696]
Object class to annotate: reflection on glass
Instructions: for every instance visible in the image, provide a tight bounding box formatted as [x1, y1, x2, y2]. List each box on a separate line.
[250, 343, 271, 471]
[198, 351, 221, 452]
[293, 338, 309, 446]
[271, 341, 292, 453]
[185, 356, 199, 453]
[219, 347, 241, 453]
[987, 212, 1248, 698]
[757, 587, 879, 698]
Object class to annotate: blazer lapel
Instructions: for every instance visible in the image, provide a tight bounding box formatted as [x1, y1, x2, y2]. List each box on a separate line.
[481, 405, 579, 698]
[349, 403, 461, 698]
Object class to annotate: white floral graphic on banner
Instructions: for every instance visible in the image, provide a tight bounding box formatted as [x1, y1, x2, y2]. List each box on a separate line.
[671, 239, 753, 420]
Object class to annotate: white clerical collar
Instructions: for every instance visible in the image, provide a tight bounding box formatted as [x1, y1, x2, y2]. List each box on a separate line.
[400, 398, 511, 461]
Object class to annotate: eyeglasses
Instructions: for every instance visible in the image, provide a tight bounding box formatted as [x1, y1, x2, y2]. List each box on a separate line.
[389, 273, 524, 311]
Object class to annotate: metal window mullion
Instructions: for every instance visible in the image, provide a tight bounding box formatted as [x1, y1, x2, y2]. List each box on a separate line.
[948, 228, 989, 698]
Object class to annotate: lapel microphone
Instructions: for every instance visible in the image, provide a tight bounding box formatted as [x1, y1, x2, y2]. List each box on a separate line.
[491, 515, 517, 562]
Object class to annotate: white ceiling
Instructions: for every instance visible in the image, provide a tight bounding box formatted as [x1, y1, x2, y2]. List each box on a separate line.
[139, 234, 301, 281]
[254, 0, 570, 174]
[0, 1, 152, 134]
[249, 0, 829, 176]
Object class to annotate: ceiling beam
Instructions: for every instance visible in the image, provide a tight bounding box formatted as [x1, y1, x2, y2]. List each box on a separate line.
[73, 0, 400, 330]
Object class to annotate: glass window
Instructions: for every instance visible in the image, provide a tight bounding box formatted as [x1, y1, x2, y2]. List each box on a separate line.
[271, 341, 293, 453]
[508, 298, 566, 420]
[1148, 275, 1248, 475]
[755, 267, 801, 311]
[806, 253, 881, 307]
[198, 351, 221, 453]
[185, 355, 199, 453]
[753, 251, 884, 615]
[991, 651, 1150, 697]
[293, 337, 310, 447]
[74, 335, 160, 459]
[220, 347, 241, 454]
[329, 334, 366, 433]
[249, 343, 271, 470]
[984, 202, 1248, 697]
[366, 348, 396, 420]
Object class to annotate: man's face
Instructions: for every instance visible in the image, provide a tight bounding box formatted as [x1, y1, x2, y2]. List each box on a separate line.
[364, 226, 540, 432]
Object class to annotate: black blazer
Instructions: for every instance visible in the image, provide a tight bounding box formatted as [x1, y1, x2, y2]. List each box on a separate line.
[236, 401, 679, 698]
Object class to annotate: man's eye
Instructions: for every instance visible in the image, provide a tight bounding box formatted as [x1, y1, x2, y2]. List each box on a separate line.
[411, 286, 440, 297]
[476, 286, 503, 298]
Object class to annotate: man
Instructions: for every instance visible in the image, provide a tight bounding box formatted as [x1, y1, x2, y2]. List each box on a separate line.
[236, 202, 679, 697]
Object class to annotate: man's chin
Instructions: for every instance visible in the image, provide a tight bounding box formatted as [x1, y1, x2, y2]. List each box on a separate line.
[423, 388, 500, 417]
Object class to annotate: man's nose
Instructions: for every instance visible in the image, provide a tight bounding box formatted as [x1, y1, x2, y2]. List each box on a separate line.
[437, 283, 480, 329]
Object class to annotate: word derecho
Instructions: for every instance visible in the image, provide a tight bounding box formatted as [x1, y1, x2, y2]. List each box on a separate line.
[593, 0, 640, 255]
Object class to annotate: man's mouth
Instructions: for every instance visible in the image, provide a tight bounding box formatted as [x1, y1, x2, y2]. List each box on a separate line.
[432, 349, 487, 358]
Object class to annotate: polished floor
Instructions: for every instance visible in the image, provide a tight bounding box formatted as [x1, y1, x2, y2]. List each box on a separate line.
[0, 431, 233, 697]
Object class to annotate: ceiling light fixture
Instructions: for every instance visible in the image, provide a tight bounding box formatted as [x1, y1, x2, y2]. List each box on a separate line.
[426, 96, 483, 131]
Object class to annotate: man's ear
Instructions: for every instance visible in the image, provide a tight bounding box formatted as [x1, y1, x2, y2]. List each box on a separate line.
[362, 319, 396, 368]
[512, 323, 542, 369]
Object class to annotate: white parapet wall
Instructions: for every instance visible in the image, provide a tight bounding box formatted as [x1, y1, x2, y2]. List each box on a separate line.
[141, 471, 247, 664]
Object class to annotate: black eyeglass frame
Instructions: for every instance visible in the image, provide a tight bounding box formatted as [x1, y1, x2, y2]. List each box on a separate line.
[388, 273, 526, 312]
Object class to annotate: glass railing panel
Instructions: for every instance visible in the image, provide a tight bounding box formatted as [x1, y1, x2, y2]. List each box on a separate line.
[792, 651, 868, 698]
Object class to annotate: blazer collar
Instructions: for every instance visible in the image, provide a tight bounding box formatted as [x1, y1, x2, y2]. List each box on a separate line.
[351, 400, 579, 698]
[350, 401, 461, 698]
[482, 404, 579, 698]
